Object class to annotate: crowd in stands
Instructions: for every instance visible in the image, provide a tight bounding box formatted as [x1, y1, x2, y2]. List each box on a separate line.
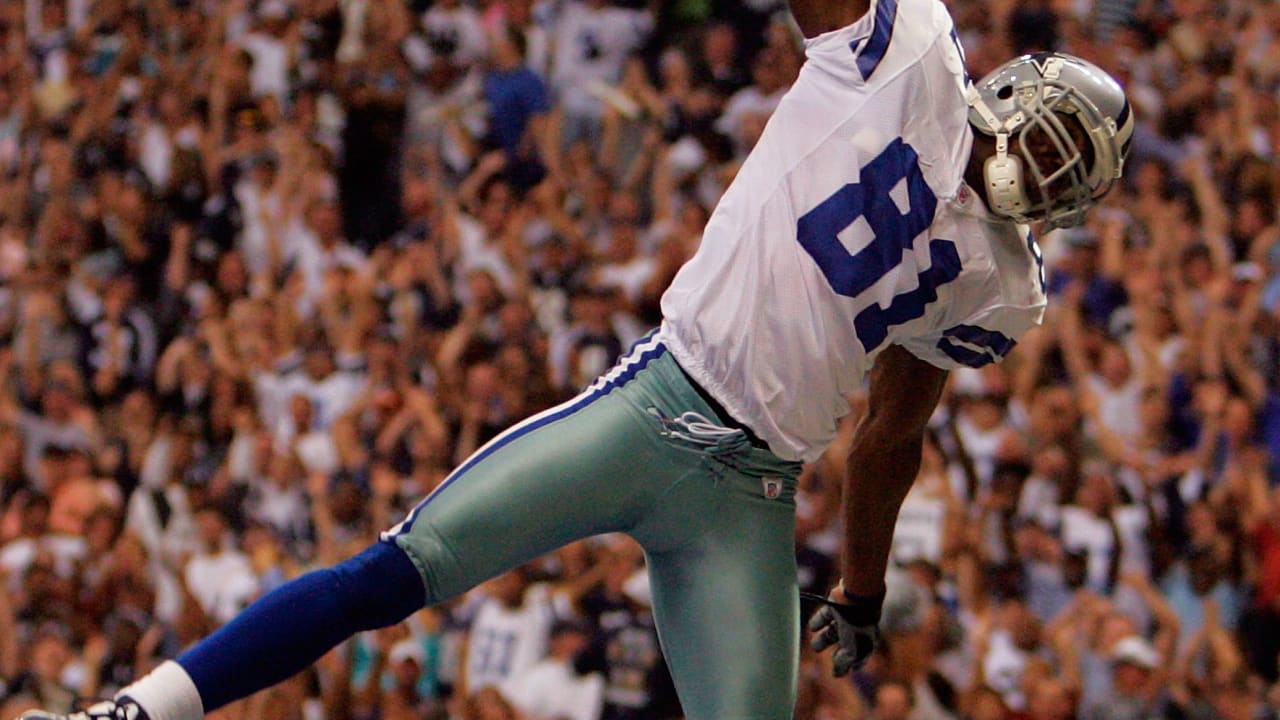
[0, 0, 1279, 718]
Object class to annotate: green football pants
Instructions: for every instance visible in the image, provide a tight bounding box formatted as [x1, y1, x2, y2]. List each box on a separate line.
[383, 333, 805, 719]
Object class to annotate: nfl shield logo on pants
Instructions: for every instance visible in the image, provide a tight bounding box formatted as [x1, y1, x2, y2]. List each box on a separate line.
[762, 478, 781, 499]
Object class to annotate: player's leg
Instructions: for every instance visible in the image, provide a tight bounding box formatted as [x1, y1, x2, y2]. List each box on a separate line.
[173, 375, 672, 715]
[638, 456, 803, 720]
[32, 336, 697, 720]
[18, 540, 429, 720]
[173, 541, 425, 710]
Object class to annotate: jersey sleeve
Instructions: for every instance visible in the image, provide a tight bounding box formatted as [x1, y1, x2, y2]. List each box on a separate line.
[899, 207, 1048, 371]
[899, 257, 1045, 370]
[898, 298, 1045, 370]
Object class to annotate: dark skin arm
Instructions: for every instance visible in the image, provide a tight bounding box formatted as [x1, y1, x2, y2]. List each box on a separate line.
[839, 344, 948, 596]
[789, 0, 872, 38]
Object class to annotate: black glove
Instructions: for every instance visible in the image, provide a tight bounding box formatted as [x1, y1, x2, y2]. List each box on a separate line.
[804, 589, 885, 677]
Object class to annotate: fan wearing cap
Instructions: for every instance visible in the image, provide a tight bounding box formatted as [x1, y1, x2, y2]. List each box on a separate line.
[1080, 634, 1167, 720]
[371, 636, 434, 720]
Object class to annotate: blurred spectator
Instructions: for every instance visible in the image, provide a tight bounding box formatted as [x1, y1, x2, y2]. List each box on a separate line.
[480, 24, 553, 191]
[500, 617, 603, 720]
[576, 538, 679, 720]
[547, 0, 653, 148]
[462, 566, 557, 695]
[871, 677, 915, 720]
[1082, 634, 1165, 720]
[183, 506, 257, 627]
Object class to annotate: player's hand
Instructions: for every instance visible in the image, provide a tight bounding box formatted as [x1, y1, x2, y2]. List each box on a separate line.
[806, 587, 884, 677]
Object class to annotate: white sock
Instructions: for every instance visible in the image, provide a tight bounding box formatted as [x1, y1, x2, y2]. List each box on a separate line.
[116, 661, 205, 720]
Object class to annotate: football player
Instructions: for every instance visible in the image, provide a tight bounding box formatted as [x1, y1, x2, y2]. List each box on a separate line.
[21, 0, 1132, 718]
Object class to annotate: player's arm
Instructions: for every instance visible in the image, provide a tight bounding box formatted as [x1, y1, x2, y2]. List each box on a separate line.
[788, 0, 872, 38]
[808, 344, 946, 675]
[839, 344, 946, 595]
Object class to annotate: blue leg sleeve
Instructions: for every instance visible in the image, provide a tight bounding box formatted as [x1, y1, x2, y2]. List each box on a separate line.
[176, 541, 425, 712]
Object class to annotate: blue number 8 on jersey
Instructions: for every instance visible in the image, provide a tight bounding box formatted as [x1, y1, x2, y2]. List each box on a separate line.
[797, 138, 964, 354]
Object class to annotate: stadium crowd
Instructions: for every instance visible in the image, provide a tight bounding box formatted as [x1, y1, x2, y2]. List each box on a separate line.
[0, 0, 1278, 718]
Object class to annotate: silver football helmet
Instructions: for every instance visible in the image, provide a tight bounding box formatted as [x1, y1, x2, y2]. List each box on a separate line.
[967, 52, 1134, 228]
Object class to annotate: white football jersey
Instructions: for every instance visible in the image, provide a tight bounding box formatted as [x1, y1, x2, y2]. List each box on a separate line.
[660, 0, 1047, 462]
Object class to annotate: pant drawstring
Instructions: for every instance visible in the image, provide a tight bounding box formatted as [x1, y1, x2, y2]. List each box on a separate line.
[646, 407, 751, 455]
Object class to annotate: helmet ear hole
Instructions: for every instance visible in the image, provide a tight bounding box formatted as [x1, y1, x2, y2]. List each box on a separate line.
[996, 85, 1014, 100]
